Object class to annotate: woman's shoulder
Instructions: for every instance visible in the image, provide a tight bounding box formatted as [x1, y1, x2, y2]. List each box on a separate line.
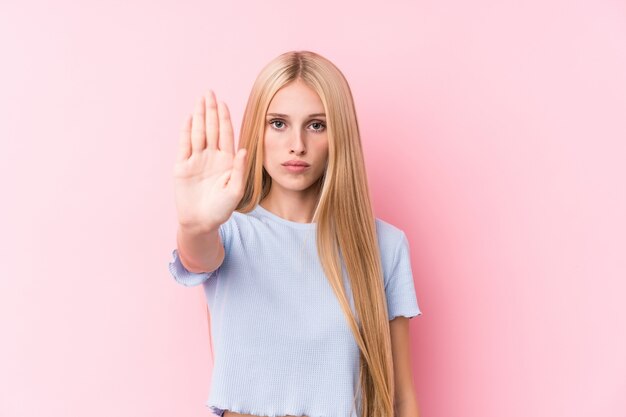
[221, 206, 262, 225]
[374, 217, 406, 245]
[217, 205, 275, 239]
[373, 217, 411, 266]
[224, 205, 269, 229]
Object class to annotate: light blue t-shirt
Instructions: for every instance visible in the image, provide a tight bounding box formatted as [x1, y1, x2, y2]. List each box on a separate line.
[168, 204, 422, 417]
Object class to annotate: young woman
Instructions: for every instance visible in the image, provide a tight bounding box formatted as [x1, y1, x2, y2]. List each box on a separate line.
[169, 51, 422, 417]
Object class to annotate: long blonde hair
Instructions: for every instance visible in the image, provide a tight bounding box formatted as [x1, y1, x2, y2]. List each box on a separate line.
[235, 51, 395, 417]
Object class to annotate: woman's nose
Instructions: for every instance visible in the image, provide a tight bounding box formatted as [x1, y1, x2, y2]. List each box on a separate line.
[290, 131, 306, 154]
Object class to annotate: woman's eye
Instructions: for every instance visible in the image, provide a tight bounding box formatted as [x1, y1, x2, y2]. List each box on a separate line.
[270, 120, 285, 129]
[310, 122, 326, 132]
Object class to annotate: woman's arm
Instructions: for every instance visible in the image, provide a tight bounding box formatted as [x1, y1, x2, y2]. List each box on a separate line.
[176, 224, 224, 273]
[390, 317, 421, 417]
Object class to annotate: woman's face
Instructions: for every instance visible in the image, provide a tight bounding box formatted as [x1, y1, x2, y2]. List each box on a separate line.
[263, 80, 329, 195]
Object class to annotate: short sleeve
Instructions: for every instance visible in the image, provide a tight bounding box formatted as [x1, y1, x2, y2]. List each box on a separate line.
[167, 219, 232, 287]
[384, 231, 422, 320]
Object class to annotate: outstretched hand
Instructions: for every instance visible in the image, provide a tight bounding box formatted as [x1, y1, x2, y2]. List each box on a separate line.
[173, 89, 248, 232]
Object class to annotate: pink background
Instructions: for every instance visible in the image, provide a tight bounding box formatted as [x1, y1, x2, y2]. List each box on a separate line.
[1, 1, 625, 416]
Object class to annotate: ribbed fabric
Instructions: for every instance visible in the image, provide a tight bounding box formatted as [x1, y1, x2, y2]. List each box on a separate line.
[168, 204, 422, 417]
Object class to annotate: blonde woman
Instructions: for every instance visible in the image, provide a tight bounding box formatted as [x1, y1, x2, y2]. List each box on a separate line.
[169, 51, 422, 417]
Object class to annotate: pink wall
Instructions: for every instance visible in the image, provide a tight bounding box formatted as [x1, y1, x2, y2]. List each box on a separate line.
[1, 1, 625, 416]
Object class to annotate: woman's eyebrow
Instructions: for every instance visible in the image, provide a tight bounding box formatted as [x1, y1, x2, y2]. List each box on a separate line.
[266, 113, 326, 118]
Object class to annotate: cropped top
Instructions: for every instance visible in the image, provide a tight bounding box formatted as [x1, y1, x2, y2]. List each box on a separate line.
[168, 204, 422, 417]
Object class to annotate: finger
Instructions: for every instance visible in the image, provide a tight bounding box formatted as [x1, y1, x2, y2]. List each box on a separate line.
[191, 96, 206, 152]
[218, 101, 235, 155]
[226, 148, 247, 192]
[176, 114, 192, 162]
[205, 90, 219, 150]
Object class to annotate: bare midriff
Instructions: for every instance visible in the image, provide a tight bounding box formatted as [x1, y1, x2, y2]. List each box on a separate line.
[224, 412, 308, 417]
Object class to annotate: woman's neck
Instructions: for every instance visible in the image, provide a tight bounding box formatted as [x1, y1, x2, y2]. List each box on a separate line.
[259, 187, 321, 224]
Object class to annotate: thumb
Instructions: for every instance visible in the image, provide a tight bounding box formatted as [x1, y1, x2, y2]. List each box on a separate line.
[226, 148, 247, 191]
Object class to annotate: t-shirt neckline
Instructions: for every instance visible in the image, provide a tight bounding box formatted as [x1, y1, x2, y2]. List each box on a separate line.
[254, 204, 317, 230]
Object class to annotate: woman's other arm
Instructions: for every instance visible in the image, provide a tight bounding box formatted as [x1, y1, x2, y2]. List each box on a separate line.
[390, 316, 421, 417]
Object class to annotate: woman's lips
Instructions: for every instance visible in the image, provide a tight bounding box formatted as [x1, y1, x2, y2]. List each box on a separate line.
[283, 165, 310, 173]
[282, 160, 310, 173]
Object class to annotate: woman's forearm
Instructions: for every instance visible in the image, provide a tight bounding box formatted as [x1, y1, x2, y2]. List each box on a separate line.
[395, 394, 421, 417]
[176, 223, 224, 273]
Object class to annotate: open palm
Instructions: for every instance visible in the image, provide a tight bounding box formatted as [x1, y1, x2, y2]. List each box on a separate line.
[173, 90, 248, 232]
